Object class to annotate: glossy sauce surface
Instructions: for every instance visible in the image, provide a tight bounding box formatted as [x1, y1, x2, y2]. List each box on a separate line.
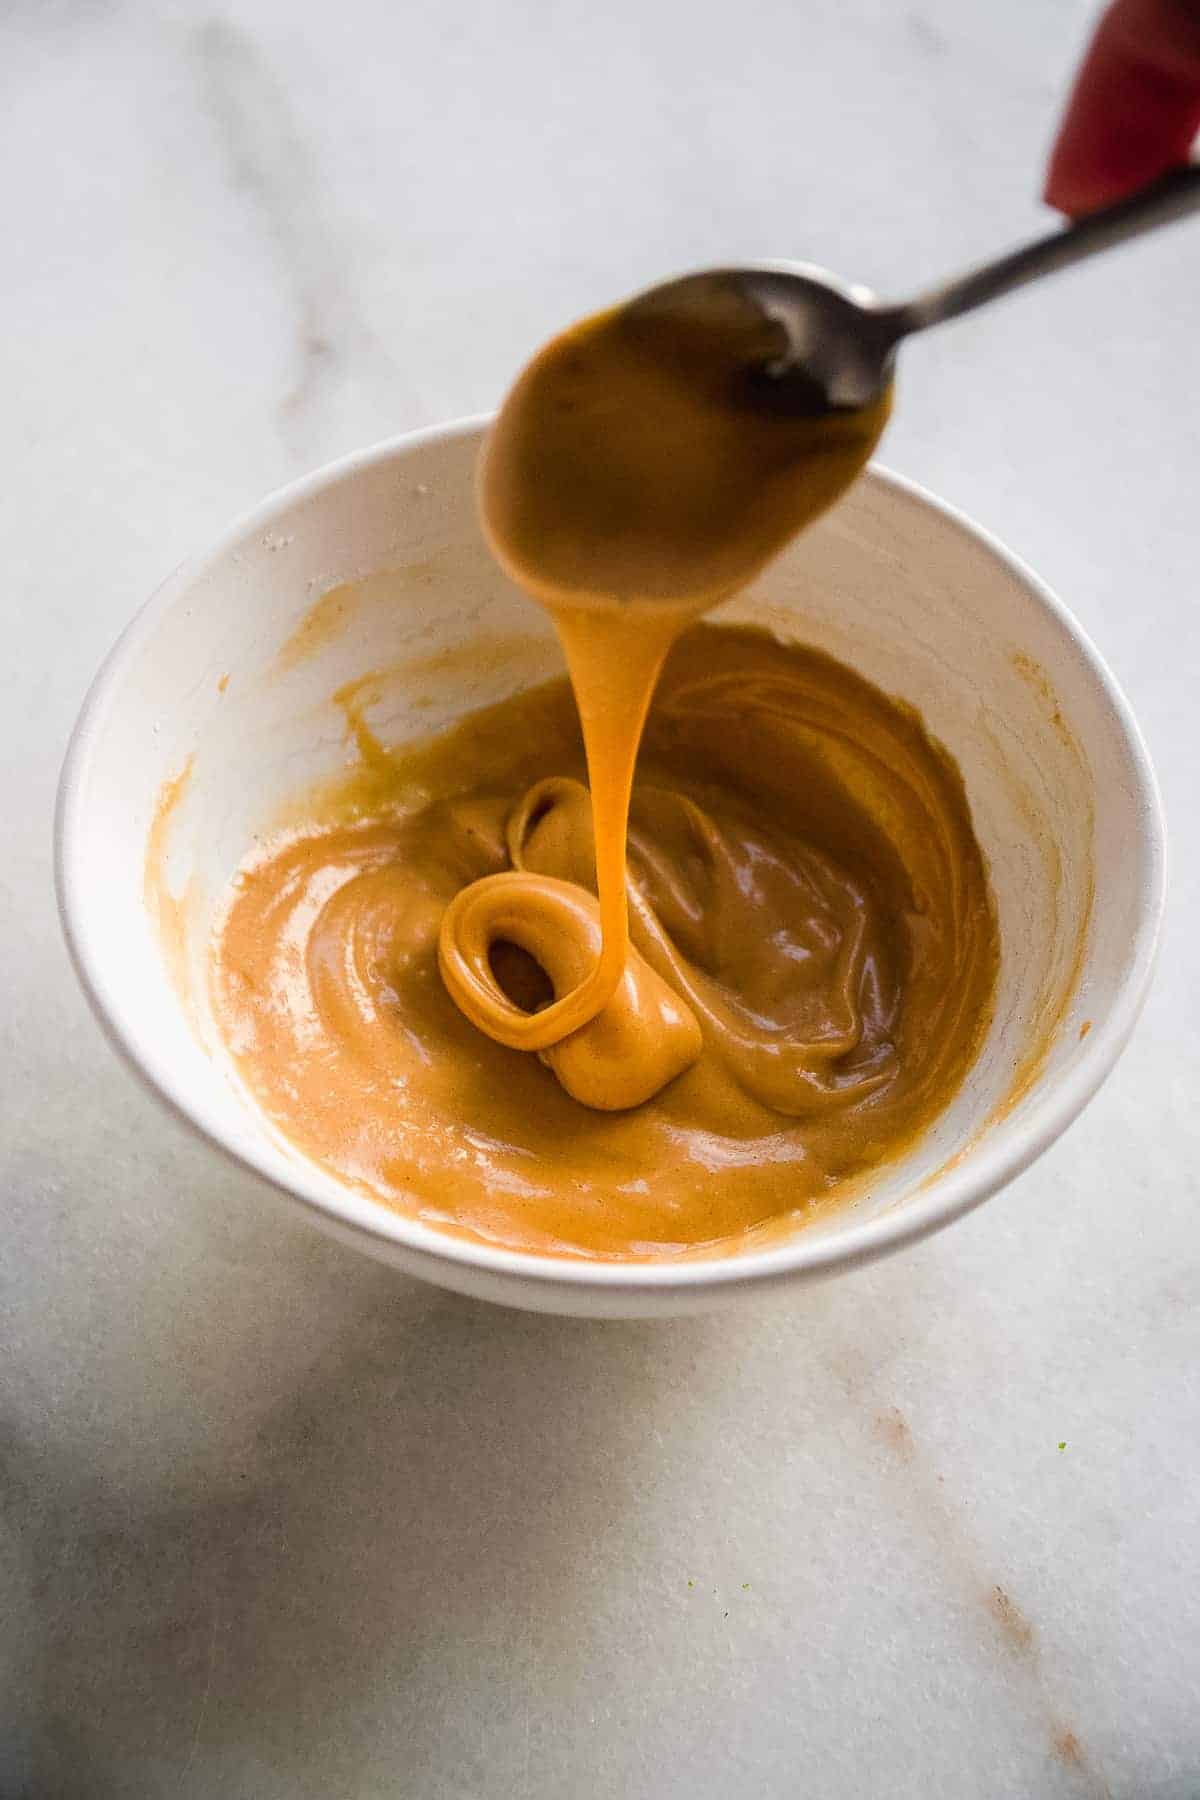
[212, 627, 998, 1259]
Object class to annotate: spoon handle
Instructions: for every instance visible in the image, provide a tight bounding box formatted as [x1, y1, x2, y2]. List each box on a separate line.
[893, 162, 1200, 338]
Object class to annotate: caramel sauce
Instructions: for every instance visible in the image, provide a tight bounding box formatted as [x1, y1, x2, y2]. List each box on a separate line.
[209, 298, 998, 1259]
[212, 626, 997, 1259]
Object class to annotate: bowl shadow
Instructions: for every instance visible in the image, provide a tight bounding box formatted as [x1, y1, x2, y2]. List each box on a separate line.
[14, 1190, 721, 1797]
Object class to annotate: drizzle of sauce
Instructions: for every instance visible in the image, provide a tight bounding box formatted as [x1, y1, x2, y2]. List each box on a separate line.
[438, 303, 893, 1107]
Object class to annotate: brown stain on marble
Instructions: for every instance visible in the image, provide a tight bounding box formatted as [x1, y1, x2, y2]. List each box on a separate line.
[217, 672, 230, 694]
[1052, 1725, 1112, 1796]
[876, 1407, 917, 1465]
[858, 1395, 1106, 1793]
[991, 1584, 1036, 1655]
[1079, 1019, 1092, 1040]
[1054, 1728, 1086, 1768]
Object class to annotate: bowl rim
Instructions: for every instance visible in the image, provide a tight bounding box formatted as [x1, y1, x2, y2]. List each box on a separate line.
[55, 415, 1167, 1299]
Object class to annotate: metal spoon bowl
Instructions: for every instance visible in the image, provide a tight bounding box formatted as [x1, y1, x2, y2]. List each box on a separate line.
[625, 163, 1200, 414]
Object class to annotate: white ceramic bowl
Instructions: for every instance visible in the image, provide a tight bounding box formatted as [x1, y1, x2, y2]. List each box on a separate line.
[56, 419, 1165, 1317]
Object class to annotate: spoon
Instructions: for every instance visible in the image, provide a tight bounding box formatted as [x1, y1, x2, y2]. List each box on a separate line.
[624, 163, 1200, 414]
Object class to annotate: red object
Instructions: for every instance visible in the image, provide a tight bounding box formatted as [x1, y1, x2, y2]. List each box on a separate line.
[1045, 0, 1200, 215]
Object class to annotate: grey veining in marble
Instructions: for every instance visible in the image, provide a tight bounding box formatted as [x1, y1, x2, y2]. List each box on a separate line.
[1, 1, 1198, 1795]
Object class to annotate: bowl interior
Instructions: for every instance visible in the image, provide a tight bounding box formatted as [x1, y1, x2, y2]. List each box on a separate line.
[59, 423, 1162, 1304]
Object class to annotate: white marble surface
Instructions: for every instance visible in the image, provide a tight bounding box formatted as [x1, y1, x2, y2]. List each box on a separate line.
[2, 0, 1198, 1793]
